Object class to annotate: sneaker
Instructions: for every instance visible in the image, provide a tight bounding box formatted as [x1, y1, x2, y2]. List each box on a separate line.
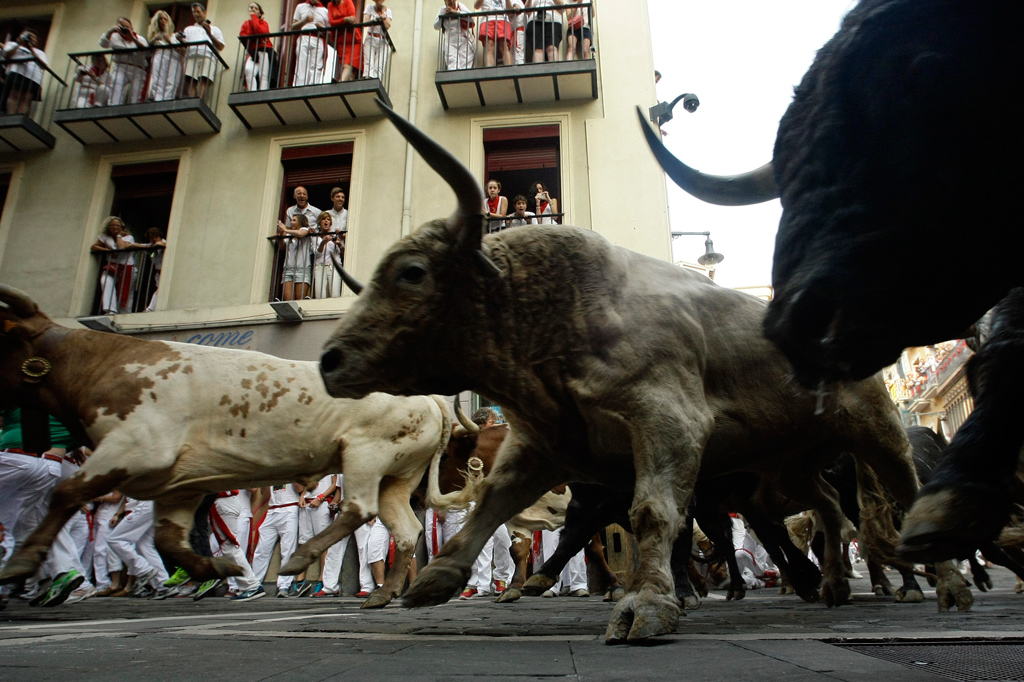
[150, 587, 172, 600]
[541, 589, 557, 598]
[458, 588, 478, 600]
[568, 588, 590, 598]
[312, 588, 339, 598]
[354, 590, 371, 598]
[311, 581, 323, 595]
[164, 567, 190, 587]
[494, 580, 507, 594]
[231, 586, 266, 602]
[295, 580, 314, 598]
[19, 583, 43, 602]
[174, 582, 198, 598]
[193, 579, 222, 601]
[129, 569, 159, 598]
[130, 585, 154, 599]
[65, 585, 96, 605]
[39, 571, 86, 607]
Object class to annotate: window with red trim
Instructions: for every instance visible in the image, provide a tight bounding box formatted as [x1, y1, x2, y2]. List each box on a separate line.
[483, 125, 561, 217]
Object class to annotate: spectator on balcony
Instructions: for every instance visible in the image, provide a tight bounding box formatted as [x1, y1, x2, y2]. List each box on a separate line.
[147, 11, 184, 102]
[90, 216, 137, 316]
[476, 0, 512, 67]
[362, 1, 393, 80]
[326, 187, 348, 238]
[532, 180, 558, 224]
[312, 212, 342, 299]
[328, 0, 362, 82]
[564, 4, 592, 61]
[484, 179, 508, 233]
[182, 3, 225, 99]
[3, 28, 48, 116]
[434, 0, 475, 72]
[290, 0, 329, 87]
[277, 213, 312, 301]
[525, 0, 563, 63]
[143, 227, 166, 313]
[510, 0, 527, 65]
[241, 3, 276, 91]
[100, 18, 149, 105]
[73, 53, 110, 108]
[506, 194, 537, 228]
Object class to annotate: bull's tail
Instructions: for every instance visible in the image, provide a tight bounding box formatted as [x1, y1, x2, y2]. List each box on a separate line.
[425, 395, 481, 513]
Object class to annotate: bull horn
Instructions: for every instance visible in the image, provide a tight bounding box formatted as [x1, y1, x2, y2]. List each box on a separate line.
[374, 99, 491, 251]
[636, 107, 780, 206]
[0, 284, 39, 318]
[329, 250, 364, 295]
[453, 396, 480, 433]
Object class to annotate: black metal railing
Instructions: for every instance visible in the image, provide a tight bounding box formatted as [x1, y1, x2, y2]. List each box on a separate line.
[0, 53, 66, 131]
[90, 245, 165, 315]
[58, 42, 229, 111]
[231, 22, 395, 95]
[266, 232, 348, 303]
[435, 2, 593, 71]
[488, 210, 563, 232]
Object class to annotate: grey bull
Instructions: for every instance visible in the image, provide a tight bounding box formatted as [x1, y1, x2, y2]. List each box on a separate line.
[318, 101, 959, 644]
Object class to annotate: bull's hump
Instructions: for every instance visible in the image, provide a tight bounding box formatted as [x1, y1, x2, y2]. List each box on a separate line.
[75, 339, 185, 426]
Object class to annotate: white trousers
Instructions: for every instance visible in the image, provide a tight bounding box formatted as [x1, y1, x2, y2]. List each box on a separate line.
[65, 510, 93, 582]
[312, 263, 342, 299]
[108, 62, 147, 105]
[109, 501, 169, 587]
[540, 528, 587, 593]
[244, 52, 272, 91]
[293, 34, 326, 86]
[362, 35, 388, 79]
[92, 502, 123, 589]
[442, 29, 475, 70]
[466, 523, 515, 592]
[212, 498, 258, 592]
[251, 507, 298, 591]
[353, 522, 375, 592]
[149, 51, 182, 101]
[424, 507, 455, 564]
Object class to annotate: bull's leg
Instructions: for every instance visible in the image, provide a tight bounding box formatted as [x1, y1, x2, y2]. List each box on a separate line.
[746, 515, 821, 603]
[524, 499, 615, 596]
[968, 551, 993, 592]
[671, 518, 699, 609]
[901, 290, 1024, 562]
[362, 475, 422, 609]
[606, 396, 711, 644]
[866, 554, 895, 596]
[279, 503, 372, 575]
[935, 560, 974, 612]
[778, 474, 850, 607]
[699, 510, 744, 601]
[154, 497, 244, 581]
[586, 533, 625, 602]
[404, 439, 564, 608]
[495, 526, 531, 603]
[0, 465, 128, 584]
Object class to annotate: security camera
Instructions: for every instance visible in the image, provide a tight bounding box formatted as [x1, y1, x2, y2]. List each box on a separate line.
[681, 93, 700, 113]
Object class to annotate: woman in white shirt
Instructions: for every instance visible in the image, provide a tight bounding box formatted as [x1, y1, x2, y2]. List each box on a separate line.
[147, 11, 184, 101]
[90, 216, 137, 315]
[311, 212, 343, 299]
[290, 0, 330, 86]
[3, 29, 49, 115]
[362, 2, 393, 79]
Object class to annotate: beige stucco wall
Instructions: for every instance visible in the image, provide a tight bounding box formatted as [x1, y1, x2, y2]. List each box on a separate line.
[1, 0, 669, 341]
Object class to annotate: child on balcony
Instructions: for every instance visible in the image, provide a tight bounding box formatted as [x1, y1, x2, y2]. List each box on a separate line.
[434, 0, 475, 71]
[475, 0, 512, 67]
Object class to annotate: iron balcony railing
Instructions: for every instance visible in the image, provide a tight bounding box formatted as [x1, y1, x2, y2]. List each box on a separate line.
[231, 22, 396, 95]
[266, 231, 349, 303]
[0, 53, 66, 143]
[435, 2, 593, 71]
[90, 245, 165, 316]
[58, 41, 229, 112]
[488, 211, 563, 232]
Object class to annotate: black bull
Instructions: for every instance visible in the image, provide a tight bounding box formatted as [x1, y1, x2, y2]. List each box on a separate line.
[640, 0, 1024, 564]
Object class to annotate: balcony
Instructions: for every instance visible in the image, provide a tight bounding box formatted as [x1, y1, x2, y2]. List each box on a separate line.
[0, 55, 65, 152]
[89, 244, 165, 316]
[227, 24, 394, 129]
[434, 3, 597, 110]
[53, 42, 226, 145]
[266, 232, 349, 303]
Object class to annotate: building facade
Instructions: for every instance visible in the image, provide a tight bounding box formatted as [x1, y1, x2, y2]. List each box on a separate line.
[0, 0, 670, 360]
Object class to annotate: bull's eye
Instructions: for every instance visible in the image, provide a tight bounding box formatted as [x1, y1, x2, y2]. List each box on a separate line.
[398, 264, 428, 285]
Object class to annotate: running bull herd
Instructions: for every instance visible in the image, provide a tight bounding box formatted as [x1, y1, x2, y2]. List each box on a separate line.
[1, 0, 1022, 644]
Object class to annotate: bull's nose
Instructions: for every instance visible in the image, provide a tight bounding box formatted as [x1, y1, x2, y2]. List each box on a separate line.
[320, 348, 343, 375]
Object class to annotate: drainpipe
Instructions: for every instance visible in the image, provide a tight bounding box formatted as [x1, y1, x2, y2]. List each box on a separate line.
[401, 0, 426, 236]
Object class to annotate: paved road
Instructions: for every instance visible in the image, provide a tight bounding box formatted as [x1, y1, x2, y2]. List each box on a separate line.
[2, 567, 1023, 681]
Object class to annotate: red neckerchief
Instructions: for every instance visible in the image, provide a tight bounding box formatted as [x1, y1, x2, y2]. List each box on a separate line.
[487, 196, 501, 214]
[539, 200, 550, 214]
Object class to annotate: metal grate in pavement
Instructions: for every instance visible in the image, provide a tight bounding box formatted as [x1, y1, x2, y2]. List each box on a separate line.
[838, 642, 1024, 681]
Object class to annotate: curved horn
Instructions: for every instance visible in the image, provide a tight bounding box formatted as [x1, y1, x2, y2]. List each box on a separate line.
[0, 284, 39, 318]
[453, 396, 480, 433]
[636, 107, 780, 206]
[329, 250, 364, 295]
[375, 98, 486, 233]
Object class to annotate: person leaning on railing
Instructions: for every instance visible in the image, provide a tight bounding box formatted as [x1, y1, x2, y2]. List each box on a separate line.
[2, 28, 49, 116]
[328, 0, 362, 82]
[147, 10, 184, 101]
[564, 3, 592, 60]
[73, 53, 110, 108]
[525, 0, 563, 63]
[289, 0, 329, 87]
[362, 1, 393, 80]
[182, 3, 225, 99]
[99, 17, 149, 105]
[240, 2, 275, 91]
[90, 216, 137, 315]
[434, 0, 475, 71]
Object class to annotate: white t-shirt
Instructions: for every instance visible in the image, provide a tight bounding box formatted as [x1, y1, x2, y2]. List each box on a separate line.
[313, 236, 340, 266]
[326, 207, 348, 233]
[237, 488, 252, 519]
[507, 211, 536, 228]
[183, 23, 225, 60]
[307, 474, 335, 498]
[269, 483, 301, 506]
[97, 232, 136, 265]
[294, 2, 330, 30]
[99, 31, 149, 67]
[364, 5, 393, 38]
[3, 42, 48, 84]
[529, 0, 562, 24]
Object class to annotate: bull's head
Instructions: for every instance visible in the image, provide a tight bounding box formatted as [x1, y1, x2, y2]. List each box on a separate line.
[0, 285, 52, 410]
[320, 101, 496, 399]
[639, 0, 1017, 386]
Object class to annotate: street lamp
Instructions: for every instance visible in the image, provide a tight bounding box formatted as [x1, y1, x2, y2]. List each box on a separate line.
[671, 231, 724, 279]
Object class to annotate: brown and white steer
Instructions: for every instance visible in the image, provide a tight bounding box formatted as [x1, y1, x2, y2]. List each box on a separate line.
[0, 284, 451, 608]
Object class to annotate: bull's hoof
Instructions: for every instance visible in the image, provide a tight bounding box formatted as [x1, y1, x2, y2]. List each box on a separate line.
[873, 583, 895, 597]
[495, 587, 521, 603]
[522, 574, 556, 596]
[605, 590, 680, 644]
[726, 586, 745, 601]
[778, 585, 795, 596]
[402, 559, 469, 608]
[936, 562, 974, 612]
[821, 576, 851, 607]
[603, 586, 625, 602]
[1015, 578, 1024, 595]
[279, 552, 312, 576]
[209, 556, 244, 579]
[894, 587, 925, 603]
[360, 589, 393, 609]
[899, 486, 1008, 563]
[681, 594, 700, 610]
[0, 554, 40, 584]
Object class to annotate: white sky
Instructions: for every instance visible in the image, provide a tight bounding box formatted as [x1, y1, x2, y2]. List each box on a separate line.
[647, 1, 856, 289]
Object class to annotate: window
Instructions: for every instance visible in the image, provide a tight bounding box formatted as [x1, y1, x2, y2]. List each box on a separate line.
[483, 125, 561, 223]
[109, 160, 179, 244]
[145, 3, 195, 33]
[0, 16, 53, 51]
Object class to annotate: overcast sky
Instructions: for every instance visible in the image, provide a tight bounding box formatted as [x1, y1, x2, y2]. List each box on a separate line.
[647, 1, 856, 290]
